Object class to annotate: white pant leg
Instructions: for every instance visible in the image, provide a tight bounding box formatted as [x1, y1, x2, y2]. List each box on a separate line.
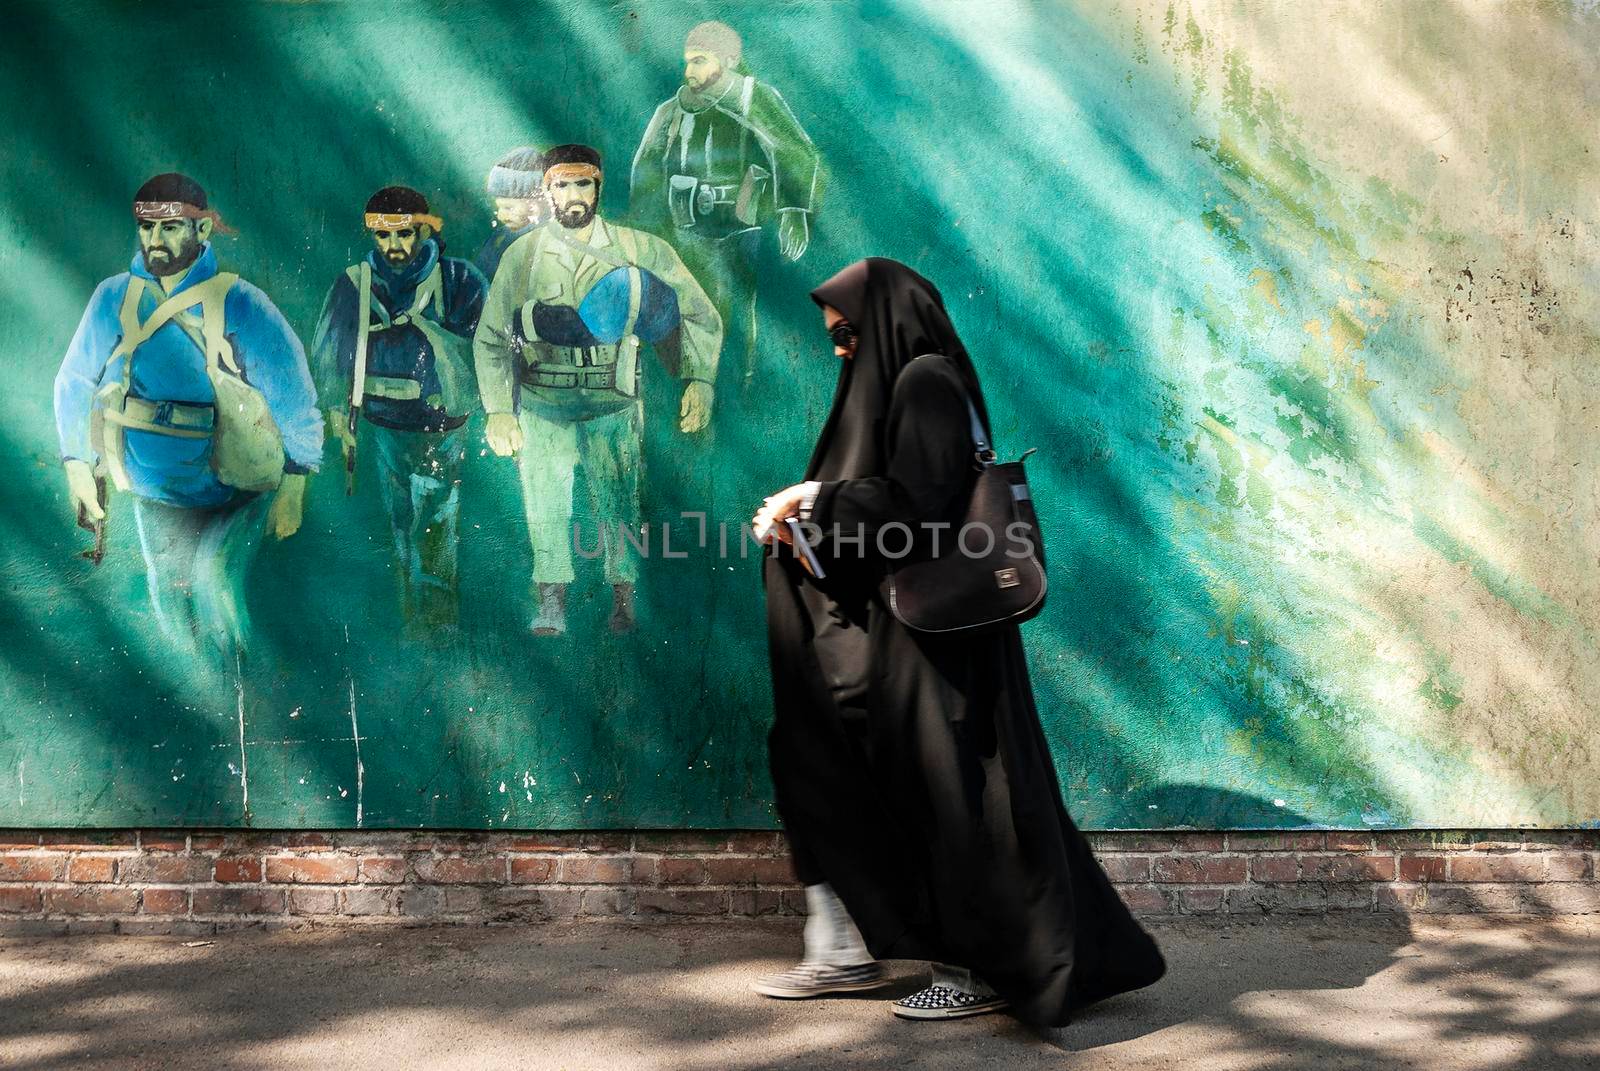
[930, 963, 997, 997]
[801, 883, 875, 967]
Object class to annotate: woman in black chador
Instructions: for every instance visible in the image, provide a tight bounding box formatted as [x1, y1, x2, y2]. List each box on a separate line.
[750, 258, 1165, 1024]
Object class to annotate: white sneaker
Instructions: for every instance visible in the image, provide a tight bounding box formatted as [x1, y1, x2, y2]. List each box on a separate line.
[752, 962, 887, 999]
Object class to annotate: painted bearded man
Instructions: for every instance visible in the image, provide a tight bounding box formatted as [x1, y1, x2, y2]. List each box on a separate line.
[474, 145, 722, 636]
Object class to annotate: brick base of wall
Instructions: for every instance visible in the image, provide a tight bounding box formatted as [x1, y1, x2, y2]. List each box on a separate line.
[0, 829, 1594, 935]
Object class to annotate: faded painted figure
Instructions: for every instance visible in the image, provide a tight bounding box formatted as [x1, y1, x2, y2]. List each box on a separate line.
[53, 173, 322, 657]
[474, 146, 550, 282]
[475, 144, 722, 636]
[631, 20, 821, 388]
[311, 186, 487, 633]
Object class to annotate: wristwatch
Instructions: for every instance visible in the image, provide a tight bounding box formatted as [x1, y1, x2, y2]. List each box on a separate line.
[797, 481, 821, 522]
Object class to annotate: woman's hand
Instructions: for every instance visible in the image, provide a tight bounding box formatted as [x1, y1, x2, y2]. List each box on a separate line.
[752, 483, 811, 544]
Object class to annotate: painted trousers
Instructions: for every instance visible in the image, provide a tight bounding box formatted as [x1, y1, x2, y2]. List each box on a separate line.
[133, 492, 270, 660]
[677, 226, 760, 385]
[370, 423, 464, 628]
[516, 401, 641, 587]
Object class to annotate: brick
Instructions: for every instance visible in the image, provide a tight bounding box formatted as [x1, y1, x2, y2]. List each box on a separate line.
[1089, 834, 1175, 853]
[141, 888, 190, 915]
[1521, 832, 1600, 851]
[116, 919, 216, 938]
[119, 855, 214, 884]
[264, 856, 358, 884]
[64, 920, 118, 935]
[1520, 884, 1600, 914]
[725, 832, 785, 854]
[137, 834, 189, 852]
[0, 887, 43, 913]
[1450, 856, 1547, 883]
[1325, 833, 1374, 852]
[267, 832, 335, 850]
[1377, 883, 1520, 914]
[188, 835, 229, 852]
[42, 831, 138, 849]
[633, 888, 730, 916]
[778, 888, 808, 916]
[1227, 832, 1326, 852]
[1399, 855, 1447, 882]
[0, 834, 40, 850]
[506, 833, 585, 851]
[45, 887, 140, 915]
[1230, 882, 1371, 915]
[653, 857, 705, 885]
[192, 888, 287, 915]
[1250, 856, 1300, 882]
[1115, 886, 1170, 916]
[703, 856, 772, 885]
[289, 888, 339, 915]
[483, 886, 569, 920]
[1175, 886, 1227, 913]
[579, 888, 630, 916]
[214, 858, 262, 883]
[1545, 853, 1593, 882]
[444, 887, 488, 913]
[559, 855, 632, 884]
[1171, 833, 1226, 852]
[1152, 856, 1246, 884]
[424, 833, 493, 854]
[67, 856, 119, 883]
[508, 856, 558, 884]
[359, 856, 409, 884]
[341, 887, 398, 916]
[412, 855, 504, 885]
[731, 889, 784, 917]
[398, 886, 446, 917]
[0, 919, 69, 936]
[579, 833, 634, 853]
[1468, 834, 1525, 853]
[635, 831, 727, 853]
[0, 854, 66, 882]
[1301, 855, 1396, 882]
[1100, 855, 1152, 882]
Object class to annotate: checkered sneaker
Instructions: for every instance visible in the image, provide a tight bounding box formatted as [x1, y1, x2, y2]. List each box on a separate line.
[891, 984, 1010, 1021]
[751, 961, 888, 999]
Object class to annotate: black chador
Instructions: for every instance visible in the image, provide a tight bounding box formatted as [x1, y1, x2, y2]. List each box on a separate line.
[762, 258, 1166, 1026]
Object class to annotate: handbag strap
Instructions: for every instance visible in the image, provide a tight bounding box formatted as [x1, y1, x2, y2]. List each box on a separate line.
[908, 354, 996, 467]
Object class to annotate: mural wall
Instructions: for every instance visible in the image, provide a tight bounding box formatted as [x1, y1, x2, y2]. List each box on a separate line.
[1, 0, 1595, 830]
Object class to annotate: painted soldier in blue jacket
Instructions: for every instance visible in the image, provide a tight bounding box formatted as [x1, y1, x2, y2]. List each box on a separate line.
[53, 173, 323, 657]
[311, 186, 487, 631]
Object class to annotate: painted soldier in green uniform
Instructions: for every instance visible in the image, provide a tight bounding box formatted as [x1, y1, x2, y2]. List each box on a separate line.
[475, 145, 722, 636]
[630, 20, 821, 388]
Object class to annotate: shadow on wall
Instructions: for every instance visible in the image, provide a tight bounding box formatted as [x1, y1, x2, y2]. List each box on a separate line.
[1, 0, 1595, 829]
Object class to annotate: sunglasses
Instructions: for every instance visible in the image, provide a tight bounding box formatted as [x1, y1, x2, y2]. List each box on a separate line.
[828, 322, 859, 349]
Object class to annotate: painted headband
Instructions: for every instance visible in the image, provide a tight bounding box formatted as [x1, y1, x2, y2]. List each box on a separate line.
[543, 163, 602, 185]
[364, 212, 444, 232]
[133, 200, 234, 234]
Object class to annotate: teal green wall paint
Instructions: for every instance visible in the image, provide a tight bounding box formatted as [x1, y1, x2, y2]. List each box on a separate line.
[2, 0, 1596, 829]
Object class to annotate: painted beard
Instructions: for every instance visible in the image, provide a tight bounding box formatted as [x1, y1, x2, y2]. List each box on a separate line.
[142, 236, 202, 278]
[557, 201, 596, 229]
[384, 247, 413, 266]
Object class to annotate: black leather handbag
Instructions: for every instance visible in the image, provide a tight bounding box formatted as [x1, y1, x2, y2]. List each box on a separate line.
[883, 364, 1047, 633]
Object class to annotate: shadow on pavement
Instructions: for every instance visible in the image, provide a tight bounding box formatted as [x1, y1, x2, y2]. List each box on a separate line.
[0, 916, 1595, 1070]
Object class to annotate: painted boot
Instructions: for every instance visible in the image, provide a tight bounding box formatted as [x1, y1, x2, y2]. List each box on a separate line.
[531, 582, 567, 637]
[608, 582, 636, 634]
